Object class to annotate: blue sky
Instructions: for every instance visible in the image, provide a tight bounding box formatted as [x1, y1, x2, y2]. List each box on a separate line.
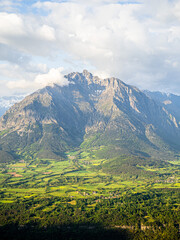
[0, 0, 180, 95]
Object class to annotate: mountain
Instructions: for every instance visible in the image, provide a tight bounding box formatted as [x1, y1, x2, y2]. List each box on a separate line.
[144, 90, 180, 123]
[0, 95, 25, 117]
[0, 70, 180, 162]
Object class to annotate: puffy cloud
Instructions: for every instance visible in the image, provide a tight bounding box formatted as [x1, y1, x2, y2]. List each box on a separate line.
[31, 0, 180, 93]
[0, 12, 56, 56]
[34, 67, 69, 88]
[0, 12, 24, 39]
[0, 0, 180, 95]
[38, 25, 56, 41]
[6, 67, 69, 92]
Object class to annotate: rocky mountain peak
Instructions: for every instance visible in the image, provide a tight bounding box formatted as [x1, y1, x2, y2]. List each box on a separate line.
[0, 70, 180, 162]
[66, 70, 94, 85]
[82, 69, 93, 79]
[67, 70, 126, 89]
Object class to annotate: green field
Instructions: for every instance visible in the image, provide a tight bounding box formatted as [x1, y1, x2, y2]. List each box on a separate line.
[0, 150, 179, 202]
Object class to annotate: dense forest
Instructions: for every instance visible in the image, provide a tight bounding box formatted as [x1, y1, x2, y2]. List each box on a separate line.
[0, 189, 179, 239]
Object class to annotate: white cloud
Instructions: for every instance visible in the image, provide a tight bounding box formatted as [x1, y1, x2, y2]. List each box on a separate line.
[0, 12, 56, 56]
[0, 12, 24, 39]
[6, 67, 69, 92]
[7, 79, 33, 90]
[34, 67, 69, 87]
[38, 25, 56, 41]
[0, 0, 180, 95]
[0, 61, 48, 82]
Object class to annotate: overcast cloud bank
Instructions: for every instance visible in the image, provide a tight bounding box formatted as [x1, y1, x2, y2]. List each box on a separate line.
[0, 0, 180, 95]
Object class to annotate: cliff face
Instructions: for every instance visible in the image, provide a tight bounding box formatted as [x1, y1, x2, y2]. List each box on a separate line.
[0, 70, 179, 161]
[144, 90, 180, 123]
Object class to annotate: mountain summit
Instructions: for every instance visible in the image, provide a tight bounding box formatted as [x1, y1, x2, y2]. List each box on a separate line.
[0, 70, 179, 162]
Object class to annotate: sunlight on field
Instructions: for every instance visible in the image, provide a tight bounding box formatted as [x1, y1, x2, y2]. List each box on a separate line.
[0, 152, 179, 202]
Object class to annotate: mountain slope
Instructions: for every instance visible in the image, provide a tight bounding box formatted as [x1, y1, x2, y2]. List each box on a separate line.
[0, 70, 179, 162]
[144, 90, 180, 123]
[0, 95, 25, 117]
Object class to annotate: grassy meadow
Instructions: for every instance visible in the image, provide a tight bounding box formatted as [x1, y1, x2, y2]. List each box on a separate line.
[0, 149, 179, 202]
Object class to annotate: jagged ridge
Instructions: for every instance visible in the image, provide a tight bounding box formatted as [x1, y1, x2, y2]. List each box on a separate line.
[0, 70, 179, 162]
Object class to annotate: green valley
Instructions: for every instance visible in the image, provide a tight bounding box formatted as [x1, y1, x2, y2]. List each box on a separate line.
[0, 152, 179, 200]
[0, 151, 179, 239]
[0, 71, 180, 239]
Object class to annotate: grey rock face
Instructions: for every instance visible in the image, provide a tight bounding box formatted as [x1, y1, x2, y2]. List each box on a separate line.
[0, 71, 179, 161]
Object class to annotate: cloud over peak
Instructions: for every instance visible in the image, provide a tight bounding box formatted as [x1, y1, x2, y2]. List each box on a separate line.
[6, 67, 69, 92]
[34, 67, 69, 88]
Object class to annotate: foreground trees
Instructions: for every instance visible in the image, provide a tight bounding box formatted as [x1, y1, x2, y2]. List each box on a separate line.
[0, 189, 179, 239]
